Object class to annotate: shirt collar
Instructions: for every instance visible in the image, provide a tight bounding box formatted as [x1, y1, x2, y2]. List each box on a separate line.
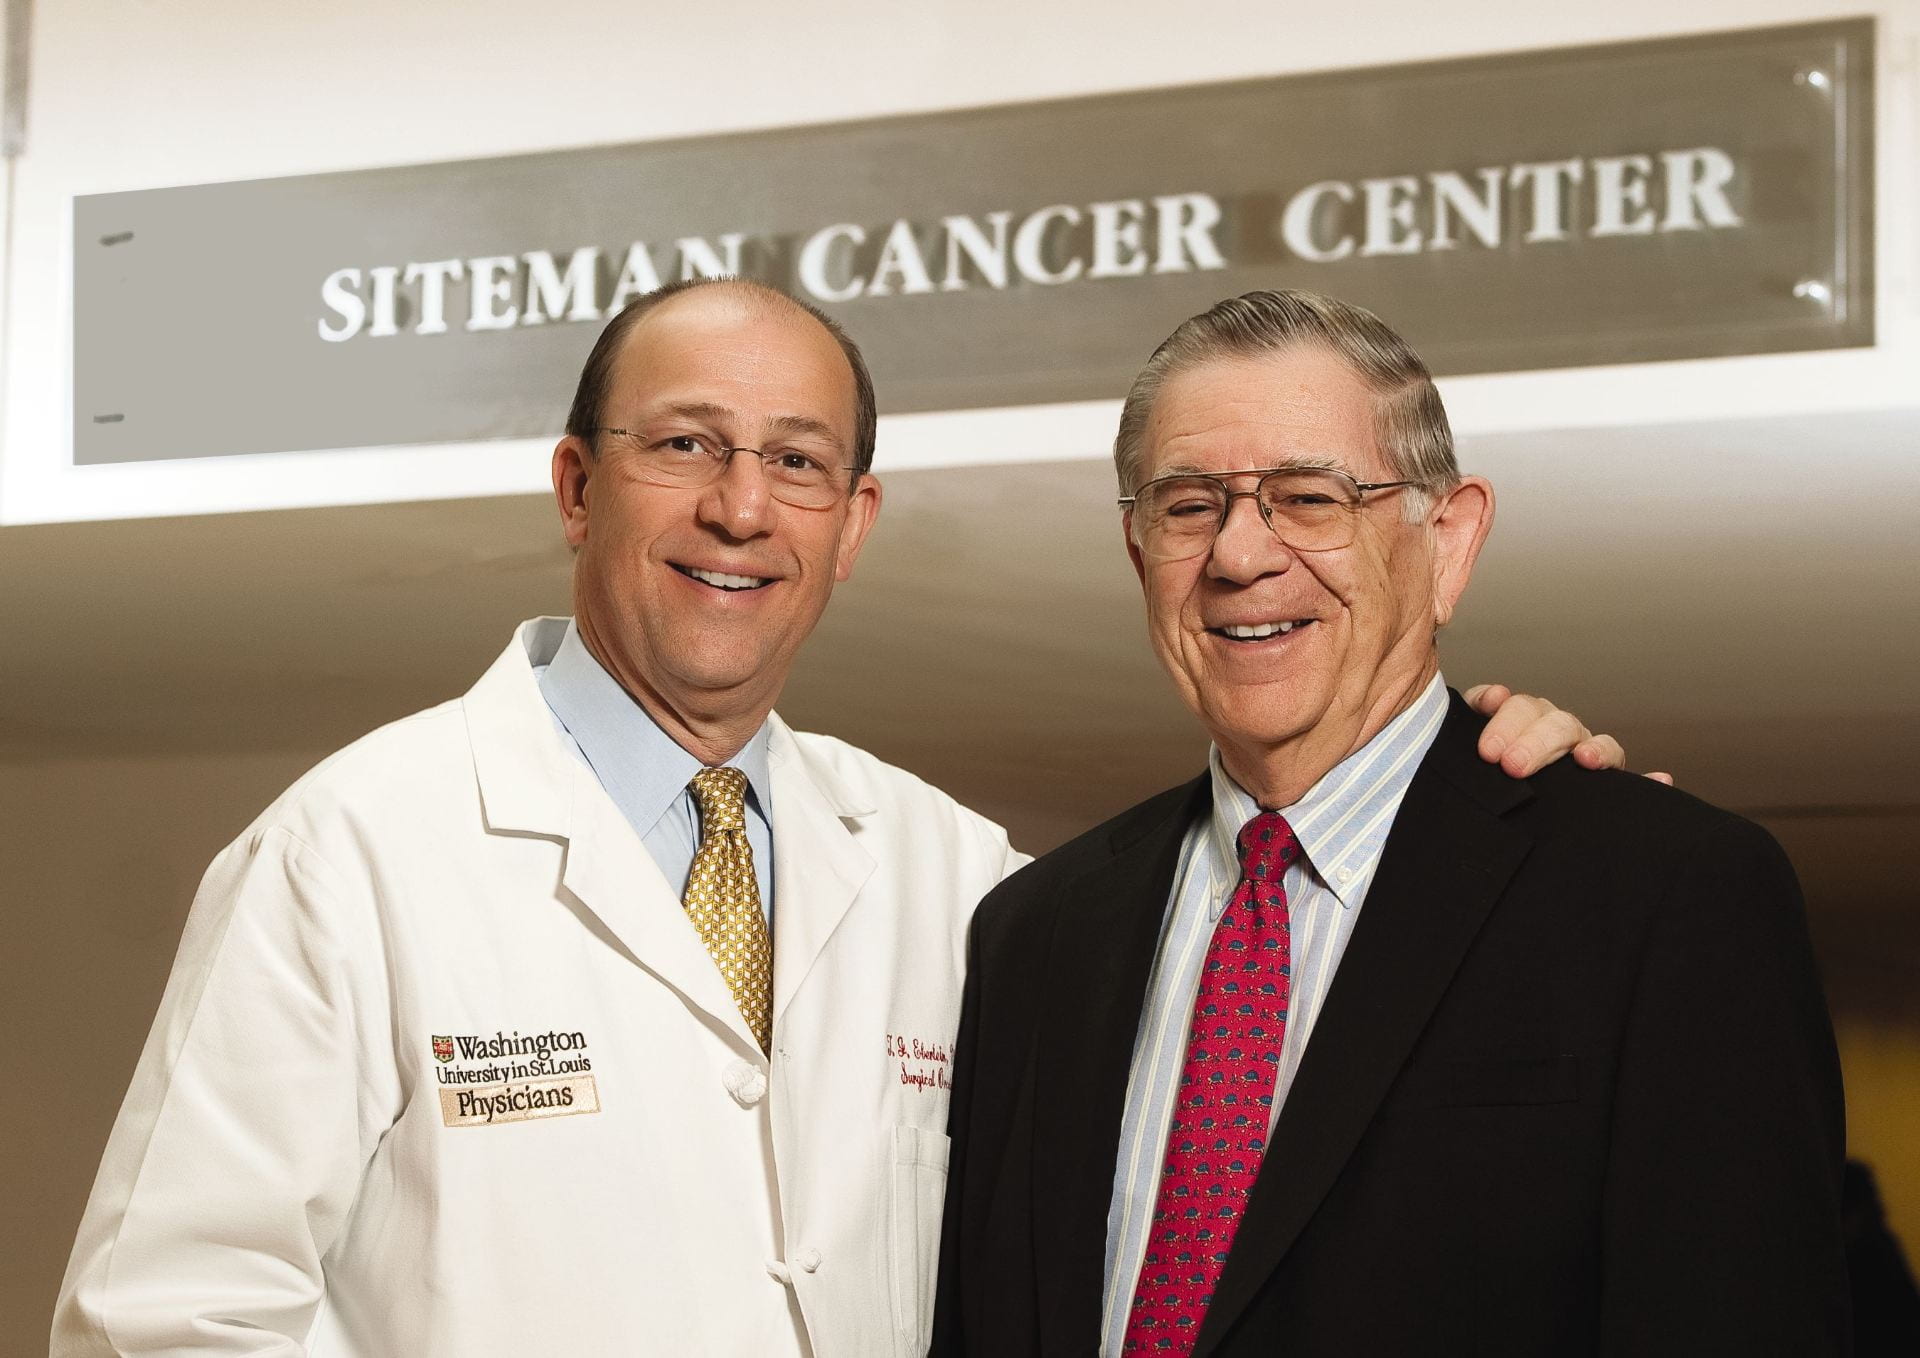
[539, 620, 773, 835]
[1205, 672, 1449, 908]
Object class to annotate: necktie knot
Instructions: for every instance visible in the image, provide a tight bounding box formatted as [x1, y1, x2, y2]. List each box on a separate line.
[690, 766, 749, 834]
[1236, 810, 1299, 883]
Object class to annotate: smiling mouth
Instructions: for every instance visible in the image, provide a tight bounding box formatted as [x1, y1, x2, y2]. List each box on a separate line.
[1209, 619, 1315, 642]
[672, 563, 774, 592]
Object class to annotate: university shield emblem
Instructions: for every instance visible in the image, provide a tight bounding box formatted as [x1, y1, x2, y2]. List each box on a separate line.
[432, 1035, 455, 1063]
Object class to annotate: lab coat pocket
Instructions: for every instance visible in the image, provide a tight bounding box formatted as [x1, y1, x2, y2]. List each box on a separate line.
[887, 1123, 951, 1358]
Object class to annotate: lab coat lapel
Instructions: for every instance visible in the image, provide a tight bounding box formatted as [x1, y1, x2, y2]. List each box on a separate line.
[766, 718, 876, 1025]
[1032, 777, 1209, 1355]
[1192, 699, 1533, 1357]
[462, 618, 762, 1054]
[560, 777, 765, 1052]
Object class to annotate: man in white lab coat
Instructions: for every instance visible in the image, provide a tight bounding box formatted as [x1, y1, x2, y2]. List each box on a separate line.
[52, 279, 1622, 1357]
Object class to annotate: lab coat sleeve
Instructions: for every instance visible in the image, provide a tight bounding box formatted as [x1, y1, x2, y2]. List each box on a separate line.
[1000, 841, 1033, 881]
[53, 824, 385, 1357]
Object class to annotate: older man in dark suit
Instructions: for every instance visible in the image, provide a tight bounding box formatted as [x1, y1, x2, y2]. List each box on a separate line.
[931, 290, 1848, 1357]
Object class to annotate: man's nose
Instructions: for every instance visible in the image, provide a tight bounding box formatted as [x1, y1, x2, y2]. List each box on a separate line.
[696, 451, 777, 539]
[1206, 493, 1294, 584]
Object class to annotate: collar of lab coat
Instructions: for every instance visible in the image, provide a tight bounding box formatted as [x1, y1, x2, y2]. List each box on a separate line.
[464, 618, 875, 833]
[461, 617, 877, 1050]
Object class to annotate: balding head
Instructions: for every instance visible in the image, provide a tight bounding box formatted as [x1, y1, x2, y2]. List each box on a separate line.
[566, 278, 878, 476]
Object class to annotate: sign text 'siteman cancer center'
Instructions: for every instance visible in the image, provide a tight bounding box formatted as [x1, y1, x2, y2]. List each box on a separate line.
[311, 147, 1743, 346]
[72, 20, 1871, 466]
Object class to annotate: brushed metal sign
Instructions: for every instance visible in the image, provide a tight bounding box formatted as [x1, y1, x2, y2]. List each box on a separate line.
[72, 19, 1872, 466]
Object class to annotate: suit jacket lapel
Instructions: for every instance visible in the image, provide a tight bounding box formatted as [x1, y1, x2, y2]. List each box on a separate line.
[1032, 777, 1209, 1357]
[1194, 699, 1533, 1357]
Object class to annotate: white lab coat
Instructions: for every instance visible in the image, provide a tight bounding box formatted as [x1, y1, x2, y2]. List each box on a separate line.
[53, 618, 1025, 1357]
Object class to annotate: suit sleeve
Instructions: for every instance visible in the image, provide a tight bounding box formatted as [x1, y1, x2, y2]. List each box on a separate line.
[1599, 816, 1850, 1353]
[929, 909, 987, 1357]
[51, 826, 382, 1357]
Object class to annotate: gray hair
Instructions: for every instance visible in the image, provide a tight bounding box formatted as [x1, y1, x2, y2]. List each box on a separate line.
[1113, 289, 1459, 515]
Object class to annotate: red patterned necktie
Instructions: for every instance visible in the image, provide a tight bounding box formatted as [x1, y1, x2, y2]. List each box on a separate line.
[1121, 810, 1298, 1355]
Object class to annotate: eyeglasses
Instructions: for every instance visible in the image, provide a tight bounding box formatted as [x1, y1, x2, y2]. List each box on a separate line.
[588, 429, 855, 510]
[1119, 466, 1420, 562]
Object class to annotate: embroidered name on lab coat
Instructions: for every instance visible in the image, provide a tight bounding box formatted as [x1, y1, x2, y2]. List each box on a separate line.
[888, 1031, 953, 1093]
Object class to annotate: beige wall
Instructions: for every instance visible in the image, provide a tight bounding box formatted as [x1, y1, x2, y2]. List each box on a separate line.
[3, 747, 330, 1346]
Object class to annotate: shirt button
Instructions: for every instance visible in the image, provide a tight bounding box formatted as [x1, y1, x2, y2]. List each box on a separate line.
[796, 1248, 822, 1273]
[1337, 866, 1354, 883]
[723, 1059, 767, 1107]
[765, 1260, 792, 1285]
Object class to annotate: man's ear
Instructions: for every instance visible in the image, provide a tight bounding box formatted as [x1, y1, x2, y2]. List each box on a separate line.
[1123, 510, 1148, 588]
[833, 474, 885, 581]
[553, 436, 594, 549]
[1428, 475, 1494, 628]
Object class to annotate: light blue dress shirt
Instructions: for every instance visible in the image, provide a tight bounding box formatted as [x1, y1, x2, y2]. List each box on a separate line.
[535, 620, 775, 920]
[1098, 674, 1450, 1354]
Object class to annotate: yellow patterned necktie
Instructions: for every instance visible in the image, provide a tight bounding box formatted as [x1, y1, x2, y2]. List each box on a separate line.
[684, 767, 773, 1053]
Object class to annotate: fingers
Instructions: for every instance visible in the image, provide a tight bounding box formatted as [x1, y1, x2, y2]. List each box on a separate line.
[1496, 708, 1592, 777]
[1462, 683, 1509, 714]
[1477, 691, 1590, 773]
[1578, 737, 1676, 785]
[1474, 688, 1536, 761]
[1471, 687, 1661, 780]
[1571, 735, 1627, 771]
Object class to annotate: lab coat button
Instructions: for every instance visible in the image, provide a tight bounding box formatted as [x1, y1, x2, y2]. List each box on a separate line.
[723, 1059, 767, 1107]
[796, 1248, 822, 1273]
[766, 1260, 792, 1285]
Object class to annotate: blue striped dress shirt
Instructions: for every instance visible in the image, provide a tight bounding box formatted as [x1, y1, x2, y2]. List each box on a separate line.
[1098, 674, 1449, 1354]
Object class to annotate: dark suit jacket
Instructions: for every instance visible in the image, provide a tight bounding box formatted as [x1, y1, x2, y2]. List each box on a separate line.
[932, 695, 1849, 1356]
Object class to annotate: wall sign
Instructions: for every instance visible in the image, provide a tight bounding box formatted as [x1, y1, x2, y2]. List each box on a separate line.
[72, 19, 1873, 465]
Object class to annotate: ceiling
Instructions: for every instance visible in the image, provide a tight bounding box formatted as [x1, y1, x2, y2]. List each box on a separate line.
[3, 407, 1916, 1015]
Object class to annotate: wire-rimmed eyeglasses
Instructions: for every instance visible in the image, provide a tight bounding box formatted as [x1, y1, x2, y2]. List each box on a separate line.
[1119, 465, 1420, 562]
[588, 428, 855, 510]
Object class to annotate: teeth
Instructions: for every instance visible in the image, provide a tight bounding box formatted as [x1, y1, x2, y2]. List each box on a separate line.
[1224, 621, 1300, 639]
[687, 566, 770, 591]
